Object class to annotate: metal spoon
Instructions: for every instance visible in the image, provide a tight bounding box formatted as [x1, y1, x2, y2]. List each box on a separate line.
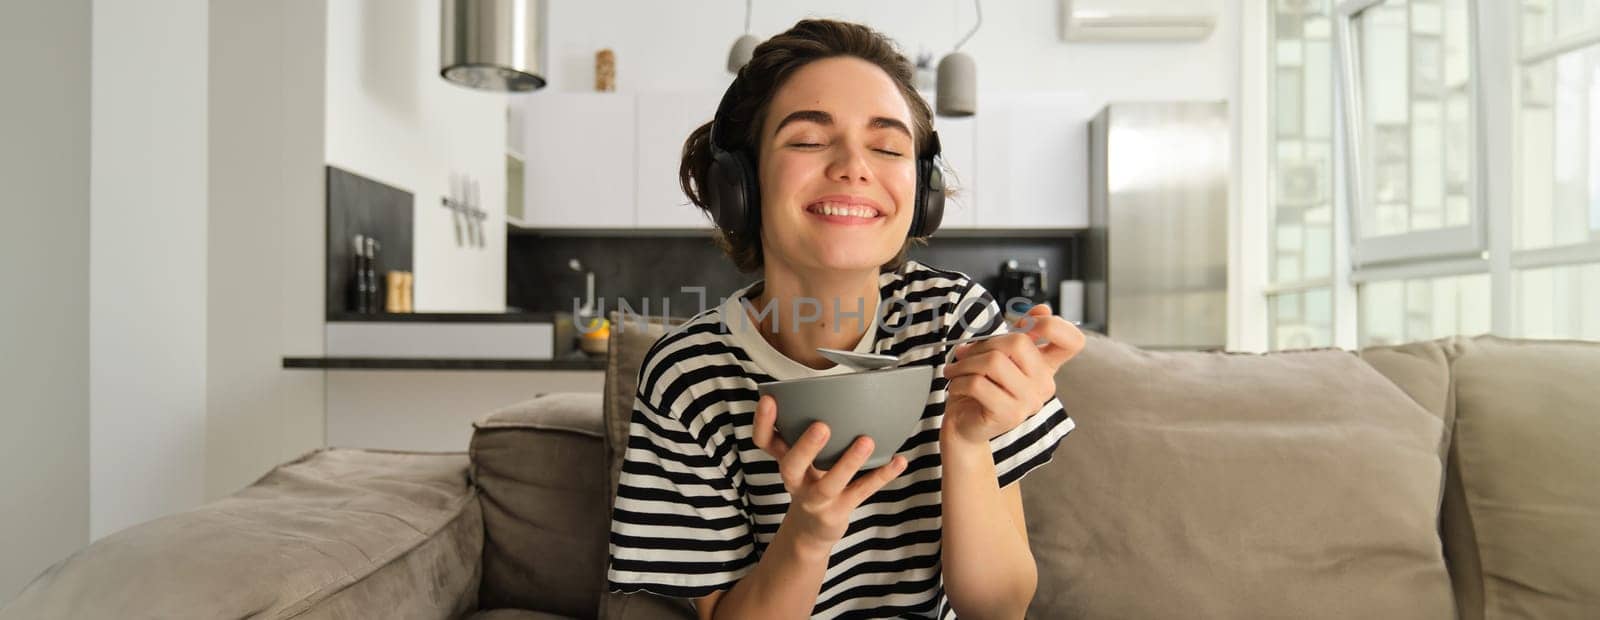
[818, 332, 1041, 371]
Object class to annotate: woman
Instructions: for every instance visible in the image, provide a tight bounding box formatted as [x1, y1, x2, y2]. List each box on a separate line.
[606, 19, 1084, 620]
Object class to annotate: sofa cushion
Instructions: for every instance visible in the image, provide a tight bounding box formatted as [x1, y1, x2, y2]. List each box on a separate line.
[292, 493, 483, 620]
[1442, 336, 1600, 619]
[602, 312, 685, 506]
[599, 312, 696, 620]
[1360, 337, 1459, 469]
[3, 449, 480, 620]
[468, 609, 582, 620]
[472, 393, 610, 618]
[1023, 333, 1455, 619]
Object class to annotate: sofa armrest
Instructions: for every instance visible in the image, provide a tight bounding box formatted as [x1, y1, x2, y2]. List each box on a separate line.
[2, 449, 483, 620]
[473, 392, 612, 617]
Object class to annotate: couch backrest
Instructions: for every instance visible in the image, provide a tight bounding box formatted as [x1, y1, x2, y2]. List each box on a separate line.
[1373, 335, 1600, 619]
[587, 324, 1600, 618]
[470, 393, 611, 618]
[1023, 333, 1456, 618]
[467, 313, 703, 620]
[601, 312, 685, 525]
[599, 313, 697, 620]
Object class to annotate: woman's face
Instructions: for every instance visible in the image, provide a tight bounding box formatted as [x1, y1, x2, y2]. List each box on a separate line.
[756, 56, 918, 276]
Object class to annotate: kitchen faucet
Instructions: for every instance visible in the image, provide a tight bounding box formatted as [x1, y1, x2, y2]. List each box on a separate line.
[569, 258, 596, 321]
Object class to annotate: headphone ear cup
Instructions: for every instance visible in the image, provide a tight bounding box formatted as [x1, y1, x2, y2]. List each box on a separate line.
[911, 157, 945, 238]
[707, 149, 760, 239]
[736, 151, 761, 237]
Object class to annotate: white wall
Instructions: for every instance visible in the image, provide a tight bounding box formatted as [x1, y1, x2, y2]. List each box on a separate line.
[0, 0, 92, 604]
[1232, 0, 1270, 353]
[206, 0, 329, 501]
[325, 0, 509, 312]
[88, 0, 210, 539]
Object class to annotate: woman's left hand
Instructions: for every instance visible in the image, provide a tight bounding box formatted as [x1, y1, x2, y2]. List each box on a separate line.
[941, 304, 1086, 447]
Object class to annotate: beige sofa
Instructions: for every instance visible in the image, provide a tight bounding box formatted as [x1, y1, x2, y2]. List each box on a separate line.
[5, 330, 1597, 619]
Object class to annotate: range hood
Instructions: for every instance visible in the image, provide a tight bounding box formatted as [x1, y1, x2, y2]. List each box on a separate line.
[440, 0, 548, 92]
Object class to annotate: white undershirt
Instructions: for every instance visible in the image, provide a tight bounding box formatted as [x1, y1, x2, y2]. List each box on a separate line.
[718, 280, 879, 382]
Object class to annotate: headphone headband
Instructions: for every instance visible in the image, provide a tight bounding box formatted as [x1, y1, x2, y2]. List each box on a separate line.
[709, 74, 745, 155]
[711, 73, 944, 160]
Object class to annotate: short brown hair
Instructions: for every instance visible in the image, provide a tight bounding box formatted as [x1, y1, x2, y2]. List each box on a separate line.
[677, 19, 937, 273]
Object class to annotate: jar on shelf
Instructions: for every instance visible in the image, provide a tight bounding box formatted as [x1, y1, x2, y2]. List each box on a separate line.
[595, 49, 616, 92]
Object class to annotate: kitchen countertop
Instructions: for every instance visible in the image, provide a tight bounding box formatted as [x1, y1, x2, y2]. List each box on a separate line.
[307, 311, 593, 370]
[327, 311, 560, 323]
[283, 352, 605, 371]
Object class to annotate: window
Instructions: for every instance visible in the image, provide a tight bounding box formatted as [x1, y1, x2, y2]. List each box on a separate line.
[1522, 0, 1600, 51]
[1516, 263, 1600, 339]
[1268, 0, 1338, 350]
[1358, 272, 1490, 345]
[1517, 44, 1600, 250]
[1272, 287, 1336, 349]
[1338, 0, 1482, 267]
[1514, 0, 1600, 339]
[1257, 0, 1598, 347]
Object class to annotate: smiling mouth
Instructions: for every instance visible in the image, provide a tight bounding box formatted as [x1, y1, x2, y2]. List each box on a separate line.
[805, 200, 884, 223]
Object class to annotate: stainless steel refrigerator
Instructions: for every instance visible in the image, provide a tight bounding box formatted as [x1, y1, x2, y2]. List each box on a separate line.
[1085, 102, 1230, 350]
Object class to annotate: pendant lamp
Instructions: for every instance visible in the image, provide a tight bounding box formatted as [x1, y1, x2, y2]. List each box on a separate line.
[727, 0, 759, 73]
[937, 0, 982, 117]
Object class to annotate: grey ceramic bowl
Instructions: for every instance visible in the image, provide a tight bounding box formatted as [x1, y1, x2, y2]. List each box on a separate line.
[756, 364, 934, 470]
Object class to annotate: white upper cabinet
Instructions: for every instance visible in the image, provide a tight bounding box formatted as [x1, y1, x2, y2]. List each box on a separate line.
[973, 94, 1094, 229]
[513, 91, 1093, 232]
[634, 91, 720, 229]
[520, 93, 636, 228]
[932, 115, 978, 229]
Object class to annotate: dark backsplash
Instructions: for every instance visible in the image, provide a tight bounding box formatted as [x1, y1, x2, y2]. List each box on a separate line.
[326, 166, 414, 318]
[507, 231, 1082, 316]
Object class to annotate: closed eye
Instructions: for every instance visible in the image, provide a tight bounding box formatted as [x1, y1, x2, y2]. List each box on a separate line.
[787, 143, 903, 157]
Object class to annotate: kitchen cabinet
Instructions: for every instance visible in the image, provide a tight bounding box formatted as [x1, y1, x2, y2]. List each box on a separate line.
[520, 93, 636, 228]
[513, 91, 1095, 232]
[972, 94, 1095, 229]
[634, 91, 721, 229]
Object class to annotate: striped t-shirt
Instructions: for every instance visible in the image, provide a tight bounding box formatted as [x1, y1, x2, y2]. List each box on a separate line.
[606, 260, 1075, 619]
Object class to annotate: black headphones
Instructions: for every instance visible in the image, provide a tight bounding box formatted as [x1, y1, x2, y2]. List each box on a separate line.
[703, 75, 945, 240]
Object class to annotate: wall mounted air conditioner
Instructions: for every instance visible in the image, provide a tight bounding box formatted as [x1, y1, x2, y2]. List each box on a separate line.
[1060, 0, 1221, 42]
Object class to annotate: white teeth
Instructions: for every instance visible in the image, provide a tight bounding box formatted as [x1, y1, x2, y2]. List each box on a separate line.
[812, 202, 878, 218]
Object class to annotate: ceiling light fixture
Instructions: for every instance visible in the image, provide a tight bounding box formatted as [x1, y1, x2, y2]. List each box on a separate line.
[727, 0, 759, 73]
[937, 0, 982, 117]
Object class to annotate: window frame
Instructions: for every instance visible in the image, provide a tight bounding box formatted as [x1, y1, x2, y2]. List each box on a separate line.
[1512, 13, 1600, 266]
[1264, 0, 1342, 351]
[1509, 4, 1600, 336]
[1333, 0, 1490, 268]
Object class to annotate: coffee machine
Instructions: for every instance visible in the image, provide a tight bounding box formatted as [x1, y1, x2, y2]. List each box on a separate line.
[997, 258, 1049, 316]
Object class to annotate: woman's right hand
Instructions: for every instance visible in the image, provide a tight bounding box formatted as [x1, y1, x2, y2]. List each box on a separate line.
[751, 394, 909, 551]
